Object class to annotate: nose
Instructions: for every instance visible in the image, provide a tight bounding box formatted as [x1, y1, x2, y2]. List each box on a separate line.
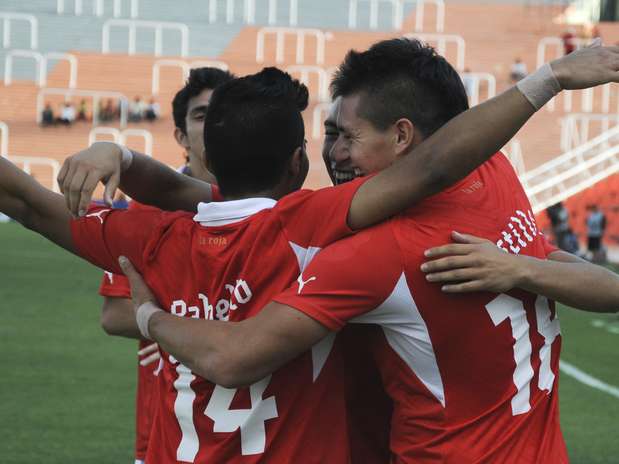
[329, 136, 349, 166]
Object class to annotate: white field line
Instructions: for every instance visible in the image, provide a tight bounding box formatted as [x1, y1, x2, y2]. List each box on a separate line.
[560, 360, 619, 399]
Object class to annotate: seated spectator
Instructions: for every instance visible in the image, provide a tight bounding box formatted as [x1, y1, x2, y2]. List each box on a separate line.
[562, 228, 581, 256]
[99, 99, 117, 122]
[128, 96, 145, 122]
[510, 58, 528, 83]
[57, 102, 76, 126]
[144, 98, 160, 122]
[76, 99, 88, 121]
[41, 102, 55, 127]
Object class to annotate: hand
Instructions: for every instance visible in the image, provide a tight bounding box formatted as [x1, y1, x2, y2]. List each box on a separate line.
[57, 142, 123, 217]
[138, 342, 161, 367]
[550, 40, 619, 90]
[420, 231, 525, 293]
[118, 255, 157, 312]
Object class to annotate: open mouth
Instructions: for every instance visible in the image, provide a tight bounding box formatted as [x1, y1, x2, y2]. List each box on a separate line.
[332, 164, 363, 185]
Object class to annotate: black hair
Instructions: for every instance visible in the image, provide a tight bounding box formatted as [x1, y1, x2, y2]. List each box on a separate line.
[204, 67, 308, 197]
[330, 38, 469, 137]
[172, 67, 235, 134]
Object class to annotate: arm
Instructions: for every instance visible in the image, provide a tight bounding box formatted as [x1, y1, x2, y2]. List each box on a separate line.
[58, 142, 215, 216]
[101, 296, 143, 339]
[421, 232, 619, 313]
[118, 255, 327, 387]
[0, 156, 75, 252]
[347, 45, 619, 230]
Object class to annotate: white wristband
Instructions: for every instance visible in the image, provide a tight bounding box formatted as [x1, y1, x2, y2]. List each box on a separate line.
[136, 301, 163, 340]
[117, 144, 134, 171]
[516, 63, 562, 111]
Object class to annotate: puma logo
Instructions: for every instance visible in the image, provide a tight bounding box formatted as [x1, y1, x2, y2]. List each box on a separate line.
[297, 274, 317, 294]
[85, 209, 111, 224]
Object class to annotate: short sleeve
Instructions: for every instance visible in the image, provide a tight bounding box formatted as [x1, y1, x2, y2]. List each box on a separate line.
[273, 221, 402, 330]
[539, 232, 558, 257]
[276, 176, 370, 247]
[70, 205, 168, 275]
[99, 272, 131, 298]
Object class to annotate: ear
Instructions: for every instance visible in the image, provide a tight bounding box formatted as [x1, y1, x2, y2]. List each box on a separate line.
[174, 127, 190, 150]
[288, 146, 304, 177]
[393, 118, 415, 157]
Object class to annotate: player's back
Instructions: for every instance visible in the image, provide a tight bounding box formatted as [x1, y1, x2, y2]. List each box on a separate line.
[379, 153, 567, 462]
[133, 191, 358, 463]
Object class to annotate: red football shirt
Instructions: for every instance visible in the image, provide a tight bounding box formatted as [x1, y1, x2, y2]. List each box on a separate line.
[72, 179, 372, 463]
[275, 153, 567, 463]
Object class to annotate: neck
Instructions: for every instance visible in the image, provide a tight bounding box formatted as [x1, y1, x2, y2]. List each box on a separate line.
[222, 185, 291, 202]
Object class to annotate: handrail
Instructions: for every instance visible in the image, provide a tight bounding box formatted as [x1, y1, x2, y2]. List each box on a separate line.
[0, 12, 38, 49]
[102, 19, 189, 57]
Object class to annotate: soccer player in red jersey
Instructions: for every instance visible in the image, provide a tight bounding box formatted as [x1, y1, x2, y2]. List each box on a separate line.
[107, 42, 619, 464]
[2, 44, 619, 462]
[98, 68, 234, 464]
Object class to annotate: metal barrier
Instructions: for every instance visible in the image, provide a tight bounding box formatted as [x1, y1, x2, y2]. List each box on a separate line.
[58, 0, 139, 17]
[404, 32, 465, 70]
[102, 19, 189, 57]
[256, 27, 332, 65]
[560, 113, 619, 152]
[312, 102, 331, 140]
[460, 72, 495, 107]
[88, 127, 153, 155]
[208, 0, 298, 25]
[0, 121, 8, 158]
[37, 88, 129, 127]
[348, 0, 444, 31]
[522, 125, 619, 213]
[0, 12, 38, 49]
[504, 139, 525, 177]
[285, 65, 331, 102]
[9, 156, 61, 193]
[4, 50, 78, 88]
[151, 58, 229, 94]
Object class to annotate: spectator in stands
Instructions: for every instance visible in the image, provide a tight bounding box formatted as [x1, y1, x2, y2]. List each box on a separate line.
[77, 99, 88, 122]
[563, 228, 581, 256]
[510, 58, 528, 83]
[547, 202, 571, 251]
[57, 102, 76, 126]
[128, 96, 146, 122]
[99, 99, 117, 122]
[41, 102, 55, 127]
[562, 28, 576, 55]
[144, 98, 160, 122]
[586, 204, 607, 262]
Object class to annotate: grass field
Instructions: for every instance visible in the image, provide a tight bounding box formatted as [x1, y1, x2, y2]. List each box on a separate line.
[1, 222, 618, 463]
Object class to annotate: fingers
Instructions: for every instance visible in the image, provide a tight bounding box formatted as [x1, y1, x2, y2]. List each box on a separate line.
[76, 170, 100, 217]
[421, 255, 477, 273]
[424, 267, 480, 284]
[57, 158, 70, 193]
[119, 255, 140, 282]
[424, 243, 474, 259]
[139, 351, 161, 367]
[103, 172, 120, 207]
[138, 342, 158, 356]
[67, 168, 88, 217]
[440, 281, 486, 293]
[451, 231, 489, 244]
[118, 255, 156, 306]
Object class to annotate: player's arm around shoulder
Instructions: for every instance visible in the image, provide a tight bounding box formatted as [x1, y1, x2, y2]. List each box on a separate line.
[119, 257, 331, 388]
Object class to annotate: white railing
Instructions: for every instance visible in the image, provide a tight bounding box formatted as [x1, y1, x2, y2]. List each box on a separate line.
[88, 127, 153, 155]
[504, 139, 525, 177]
[151, 58, 229, 94]
[560, 113, 619, 152]
[208, 0, 299, 25]
[256, 27, 332, 65]
[0, 12, 38, 49]
[4, 50, 78, 88]
[522, 125, 619, 213]
[312, 102, 331, 140]
[37, 88, 129, 127]
[57, 0, 139, 17]
[0, 121, 8, 157]
[285, 65, 331, 102]
[348, 0, 444, 31]
[102, 19, 189, 57]
[9, 156, 61, 193]
[404, 32, 465, 70]
[460, 72, 495, 107]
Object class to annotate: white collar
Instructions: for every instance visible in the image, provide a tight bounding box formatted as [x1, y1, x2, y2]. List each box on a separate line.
[193, 197, 277, 226]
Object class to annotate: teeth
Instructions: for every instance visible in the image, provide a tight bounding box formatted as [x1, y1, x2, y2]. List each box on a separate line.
[332, 168, 362, 184]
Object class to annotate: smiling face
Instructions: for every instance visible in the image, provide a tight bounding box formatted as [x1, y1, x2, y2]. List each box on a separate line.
[174, 88, 216, 183]
[322, 94, 402, 185]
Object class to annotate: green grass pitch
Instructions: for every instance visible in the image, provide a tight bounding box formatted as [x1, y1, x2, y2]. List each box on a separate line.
[1, 223, 617, 463]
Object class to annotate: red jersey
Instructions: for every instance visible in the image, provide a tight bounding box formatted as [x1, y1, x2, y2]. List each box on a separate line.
[275, 153, 568, 463]
[71, 179, 370, 463]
